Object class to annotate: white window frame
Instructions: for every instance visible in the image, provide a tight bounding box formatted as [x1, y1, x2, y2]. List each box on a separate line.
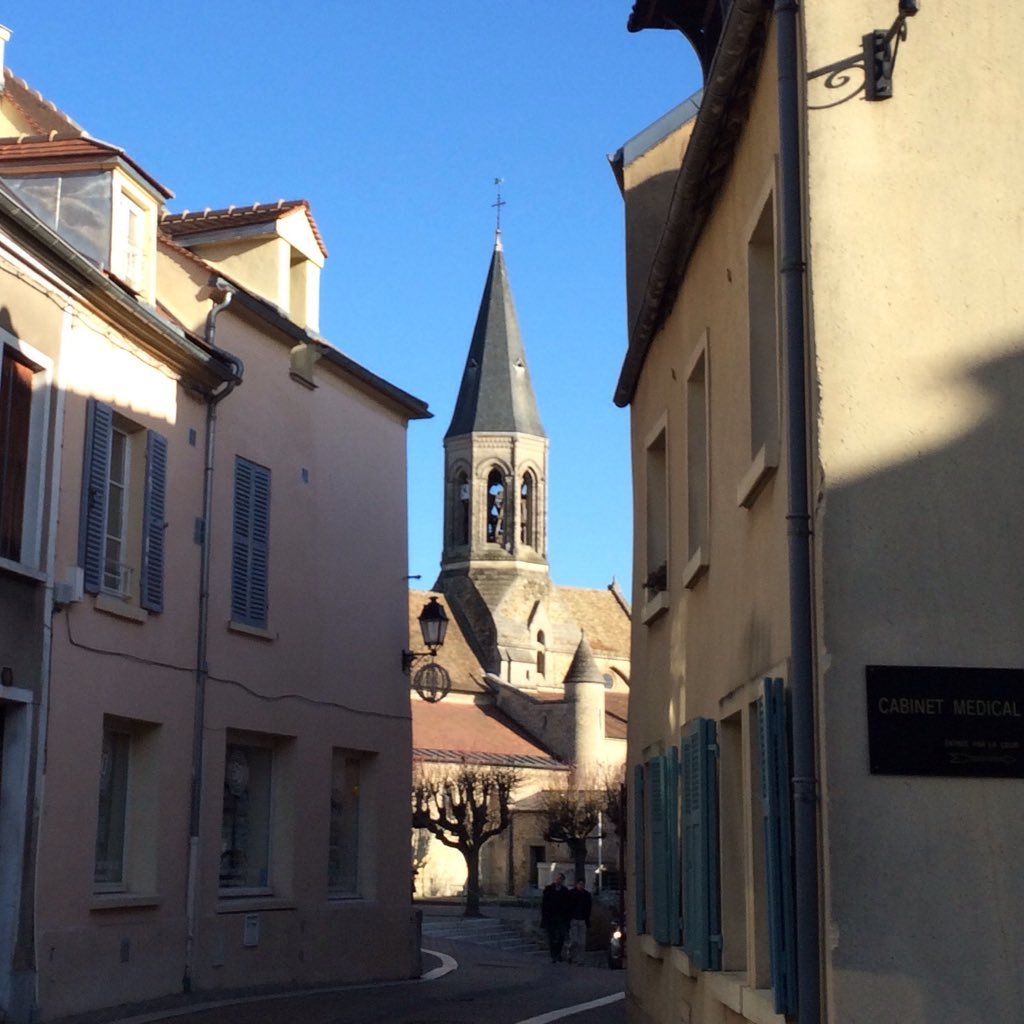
[111, 177, 155, 299]
[0, 330, 52, 578]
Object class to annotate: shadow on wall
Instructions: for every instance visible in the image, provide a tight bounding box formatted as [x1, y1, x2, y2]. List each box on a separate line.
[822, 339, 1024, 1024]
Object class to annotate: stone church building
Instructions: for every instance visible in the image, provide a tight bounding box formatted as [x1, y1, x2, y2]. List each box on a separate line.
[410, 231, 631, 900]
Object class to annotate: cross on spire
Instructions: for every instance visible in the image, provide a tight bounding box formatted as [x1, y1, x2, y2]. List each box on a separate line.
[492, 177, 506, 235]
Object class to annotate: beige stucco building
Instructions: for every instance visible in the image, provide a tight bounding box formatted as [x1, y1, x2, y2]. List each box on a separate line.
[0, 43, 427, 1023]
[615, 1, 1024, 1023]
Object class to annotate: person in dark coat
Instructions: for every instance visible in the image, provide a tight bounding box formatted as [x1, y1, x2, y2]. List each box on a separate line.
[567, 878, 592, 965]
[540, 873, 571, 963]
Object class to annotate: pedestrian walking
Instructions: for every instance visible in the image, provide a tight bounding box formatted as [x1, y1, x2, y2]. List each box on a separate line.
[567, 878, 592, 965]
[540, 872, 571, 963]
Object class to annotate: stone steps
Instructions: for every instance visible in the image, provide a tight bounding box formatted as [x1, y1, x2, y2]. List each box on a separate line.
[421, 916, 543, 954]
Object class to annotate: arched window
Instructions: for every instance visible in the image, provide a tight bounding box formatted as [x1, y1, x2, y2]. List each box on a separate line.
[520, 472, 535, 547]
[454, 470, 470, 546]
[486, 469, 505, 544]
[536, 630, 546, 677]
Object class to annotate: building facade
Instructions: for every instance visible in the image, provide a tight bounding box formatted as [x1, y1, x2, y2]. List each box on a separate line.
[0, 48, 427, 1023]
[615, 1, 1024, 1023]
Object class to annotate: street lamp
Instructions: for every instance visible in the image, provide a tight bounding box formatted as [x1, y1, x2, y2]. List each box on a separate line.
[403, 596, 453, 702]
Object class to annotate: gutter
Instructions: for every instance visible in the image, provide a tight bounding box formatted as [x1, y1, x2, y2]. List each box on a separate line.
[775, 1, 821, 1019]
[226, 288, 431, 422]
[183, 279, 243, 995]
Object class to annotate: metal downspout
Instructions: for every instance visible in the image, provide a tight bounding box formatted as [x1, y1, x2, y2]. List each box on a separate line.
[775, 1, 821, 1021]
[183, 281, 242, 994]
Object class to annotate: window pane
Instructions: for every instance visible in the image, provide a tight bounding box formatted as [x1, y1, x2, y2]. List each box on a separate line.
[220, 744, 272, 891]
[94, 728, 130, 887]
[328, 753, 360, 895]
[0, 349, 32, 561]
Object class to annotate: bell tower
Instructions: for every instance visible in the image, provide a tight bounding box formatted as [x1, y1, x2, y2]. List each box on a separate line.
[439, 231, 549, 581]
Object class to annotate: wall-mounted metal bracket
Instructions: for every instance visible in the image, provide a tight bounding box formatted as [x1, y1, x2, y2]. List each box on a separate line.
[863, 0, 920, 100]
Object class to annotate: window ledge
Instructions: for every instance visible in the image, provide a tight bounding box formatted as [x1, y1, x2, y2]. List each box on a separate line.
[669, 946, 696, 977]
[0, 557, 45, 583]
[227, 620, 276, 641]
[90, 893, 161, 912]
[736, 441, 779, 509]
[638, 934, 665, 961]
[94, 594, 148, 623]
[216, 895, 296, 914]
[327, 893, 367, 903]
[682, 547, 709, 590]
[641, 590, 670, 624]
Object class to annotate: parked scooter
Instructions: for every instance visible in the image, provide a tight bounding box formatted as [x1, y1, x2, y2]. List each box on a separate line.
[607, 921, 624, 969]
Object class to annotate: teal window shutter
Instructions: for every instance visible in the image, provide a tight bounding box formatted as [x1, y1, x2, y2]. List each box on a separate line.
[682, 717, 721, 970]
[78, 398, 111, 593]
[757, 677, 798, 1016]
[633, 762, 646, 934]
[649, 755, 670, 942]
[667, 744, 682, 945]
[231, 456, 271, 627]
[140, 430, 167, 612]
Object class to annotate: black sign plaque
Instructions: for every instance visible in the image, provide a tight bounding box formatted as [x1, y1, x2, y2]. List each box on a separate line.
[865, 665, 1024, 778]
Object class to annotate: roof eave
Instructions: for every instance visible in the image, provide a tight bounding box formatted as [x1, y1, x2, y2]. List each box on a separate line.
[614, 0, 771, 407]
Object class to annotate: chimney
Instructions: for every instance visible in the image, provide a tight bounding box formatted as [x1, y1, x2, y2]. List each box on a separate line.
[0, 26, 10, 91]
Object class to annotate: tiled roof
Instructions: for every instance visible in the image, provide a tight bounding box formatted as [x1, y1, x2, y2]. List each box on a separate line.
[0, 134, 173, 198]
[605, 692, 629, 740]
[414, 749, 566, 770]
[551, 585, 631, 659]
[411, 698, 559, 762]
[161, 200, 328, 258]
[3, 70, 86, 137]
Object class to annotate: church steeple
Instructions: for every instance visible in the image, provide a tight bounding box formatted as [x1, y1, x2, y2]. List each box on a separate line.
[445, 233, 545, 440]
[440, 234, 549, 577]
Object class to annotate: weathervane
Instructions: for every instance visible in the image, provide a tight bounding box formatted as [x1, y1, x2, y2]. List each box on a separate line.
[492, 177, 506, 234]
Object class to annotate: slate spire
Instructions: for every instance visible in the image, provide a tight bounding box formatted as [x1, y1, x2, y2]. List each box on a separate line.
[445, 233, 545, 439]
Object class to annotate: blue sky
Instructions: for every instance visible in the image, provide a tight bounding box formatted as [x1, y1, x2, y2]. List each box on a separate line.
[3, 4, 702, 591]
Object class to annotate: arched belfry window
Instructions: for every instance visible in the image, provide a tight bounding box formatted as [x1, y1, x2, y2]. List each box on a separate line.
[454, 470, 470, 546]
[520, 472, 535, 547]
[536, 630, 546, 678]
[486, 468, 506, 545]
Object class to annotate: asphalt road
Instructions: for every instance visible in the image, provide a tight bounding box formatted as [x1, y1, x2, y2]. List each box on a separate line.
[104, 935, 625, 1024]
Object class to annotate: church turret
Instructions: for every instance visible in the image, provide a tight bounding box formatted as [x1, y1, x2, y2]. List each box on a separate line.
[440, 231, 549, 578]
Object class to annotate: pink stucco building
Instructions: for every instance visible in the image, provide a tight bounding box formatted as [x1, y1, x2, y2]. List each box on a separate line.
[0, 45, 428, 1023]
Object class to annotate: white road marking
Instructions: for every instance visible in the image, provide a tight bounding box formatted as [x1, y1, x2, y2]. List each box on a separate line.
[513, 991, 625, 1024]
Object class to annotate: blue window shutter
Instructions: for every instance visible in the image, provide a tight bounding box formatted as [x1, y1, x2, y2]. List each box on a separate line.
[78, 399, 111, 593]
[667, 744, 682, 945]
[140, 430, 167, 612]
[758, 677, 798, 1016]
[231, 457, 271, 627]
[682, 717, 721, 970]
[649, 755, 670, 943]
[633, 762, 646, 934]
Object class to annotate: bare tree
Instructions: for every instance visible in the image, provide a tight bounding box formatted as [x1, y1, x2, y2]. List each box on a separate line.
[411, 761, 521, 917]
[541, 772, 606, 884]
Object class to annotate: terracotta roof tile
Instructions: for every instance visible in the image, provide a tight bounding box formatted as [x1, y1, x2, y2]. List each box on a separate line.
[412, 699, 558, 761]
[552, 585, 632, 658]
[161, 199, 328, 258]
[605, 691, 629, 740]
[3, 71, 86, 137]
[0, 134, 173, 198]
